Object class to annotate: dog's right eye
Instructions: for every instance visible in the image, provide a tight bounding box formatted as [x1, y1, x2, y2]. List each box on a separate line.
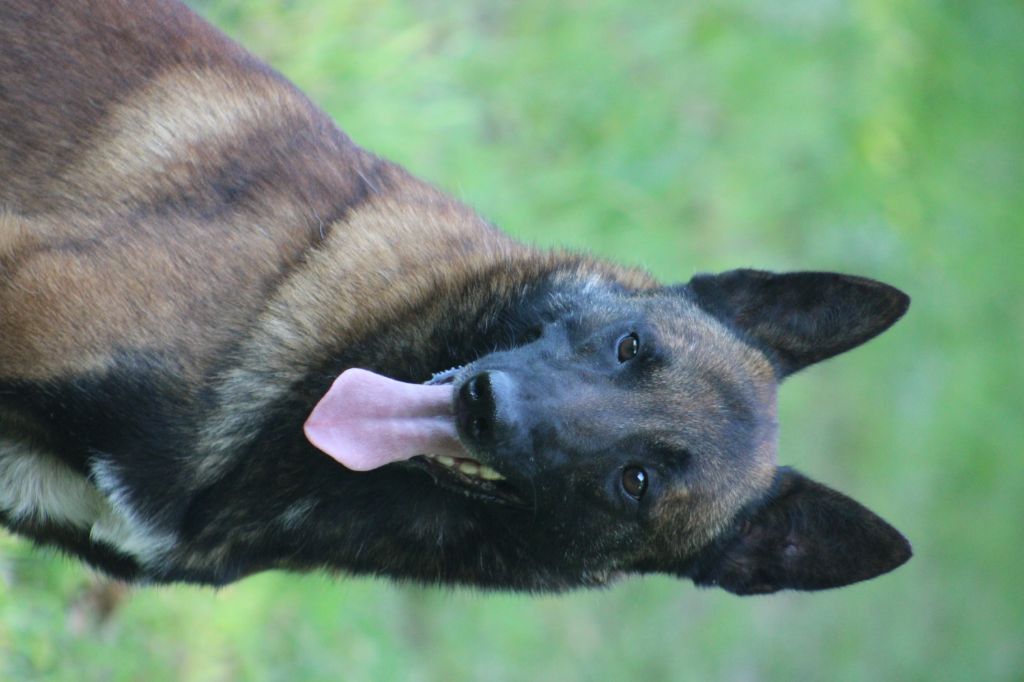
[616, 333, 639, 362]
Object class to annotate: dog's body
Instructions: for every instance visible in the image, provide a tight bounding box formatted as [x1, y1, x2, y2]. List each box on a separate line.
[0, 0, 911, 592]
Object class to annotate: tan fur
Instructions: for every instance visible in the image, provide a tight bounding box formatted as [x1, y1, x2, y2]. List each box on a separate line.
[637, 315, 778, 555]
[56, 68, 315, 211]
[0, 212, 33, 259]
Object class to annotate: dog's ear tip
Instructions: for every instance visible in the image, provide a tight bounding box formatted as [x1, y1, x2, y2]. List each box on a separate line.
[855, 274, 911, 320]
[883, 525, 914, 570]
[828, 524, 913, 590]
[890, 286, 912, 323]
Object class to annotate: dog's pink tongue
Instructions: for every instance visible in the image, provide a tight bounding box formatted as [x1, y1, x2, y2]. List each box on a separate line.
[304, 368, 464, 471]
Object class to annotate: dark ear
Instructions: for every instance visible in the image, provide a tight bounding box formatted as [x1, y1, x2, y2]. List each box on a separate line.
[685, 269, 909, 378]
[688, 468, 911, 595]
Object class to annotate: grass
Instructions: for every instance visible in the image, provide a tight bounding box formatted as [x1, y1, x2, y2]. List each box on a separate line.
[2, 0, 1022, 679]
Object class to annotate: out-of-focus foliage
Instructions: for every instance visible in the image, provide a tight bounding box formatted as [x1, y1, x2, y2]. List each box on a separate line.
[2, 0, 1021, 679]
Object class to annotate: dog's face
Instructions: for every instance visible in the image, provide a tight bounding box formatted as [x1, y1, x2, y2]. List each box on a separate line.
[423, 270, 912, 593]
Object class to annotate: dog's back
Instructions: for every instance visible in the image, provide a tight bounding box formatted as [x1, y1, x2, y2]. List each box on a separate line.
[0, 0, 369, 381]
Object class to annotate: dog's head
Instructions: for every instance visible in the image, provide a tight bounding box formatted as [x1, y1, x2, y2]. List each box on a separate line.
[307, 269, 911, 593]
[442, 270, 910, 593]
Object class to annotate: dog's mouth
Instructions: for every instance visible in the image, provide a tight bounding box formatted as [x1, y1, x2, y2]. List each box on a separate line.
[304, 365, 525, 505]
[414, 366, 527, 506]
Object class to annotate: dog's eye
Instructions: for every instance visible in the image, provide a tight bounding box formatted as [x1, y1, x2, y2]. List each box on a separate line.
[621, 466, 648, 499]
[616, 333, 639, 362]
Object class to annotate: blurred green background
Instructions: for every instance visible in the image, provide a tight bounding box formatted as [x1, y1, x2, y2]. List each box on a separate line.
[2, 0, 1021, 679]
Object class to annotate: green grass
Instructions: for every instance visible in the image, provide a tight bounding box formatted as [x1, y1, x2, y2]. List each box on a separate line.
[3, 0, 1022, 679]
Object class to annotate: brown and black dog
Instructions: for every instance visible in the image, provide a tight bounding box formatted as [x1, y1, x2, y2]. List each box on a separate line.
[0, 0, 911, 593]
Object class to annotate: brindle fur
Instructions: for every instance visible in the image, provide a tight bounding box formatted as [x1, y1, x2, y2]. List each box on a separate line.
[0, 0, 911, 592]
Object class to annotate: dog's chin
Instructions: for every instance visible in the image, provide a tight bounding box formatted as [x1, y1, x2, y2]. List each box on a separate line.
[407, 454, 526, 506]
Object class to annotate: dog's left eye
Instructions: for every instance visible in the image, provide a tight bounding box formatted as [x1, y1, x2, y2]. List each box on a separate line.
[616, 333, 639, 362]
[621, 466, 648, 499]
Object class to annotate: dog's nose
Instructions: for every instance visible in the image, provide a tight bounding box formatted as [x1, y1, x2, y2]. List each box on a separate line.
[458, 371, 499, 444]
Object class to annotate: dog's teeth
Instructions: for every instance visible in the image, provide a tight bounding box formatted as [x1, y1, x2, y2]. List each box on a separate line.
[426, 365, 463, 385]
[427, 454, 502, 482]
[478, 465, 504, 481]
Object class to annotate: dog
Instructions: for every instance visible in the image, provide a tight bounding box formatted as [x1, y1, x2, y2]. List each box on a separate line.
[0, 0, 911, 593]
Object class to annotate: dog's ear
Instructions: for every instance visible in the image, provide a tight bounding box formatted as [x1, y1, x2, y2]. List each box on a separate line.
[688, 467, 911, 595]
[683, 269, 909, 378]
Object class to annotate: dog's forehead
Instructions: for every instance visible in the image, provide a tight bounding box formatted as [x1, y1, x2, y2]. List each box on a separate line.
[637, 292, 776, 386]
[635, 293, 779, 526]
[559, 285, 778, 393]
